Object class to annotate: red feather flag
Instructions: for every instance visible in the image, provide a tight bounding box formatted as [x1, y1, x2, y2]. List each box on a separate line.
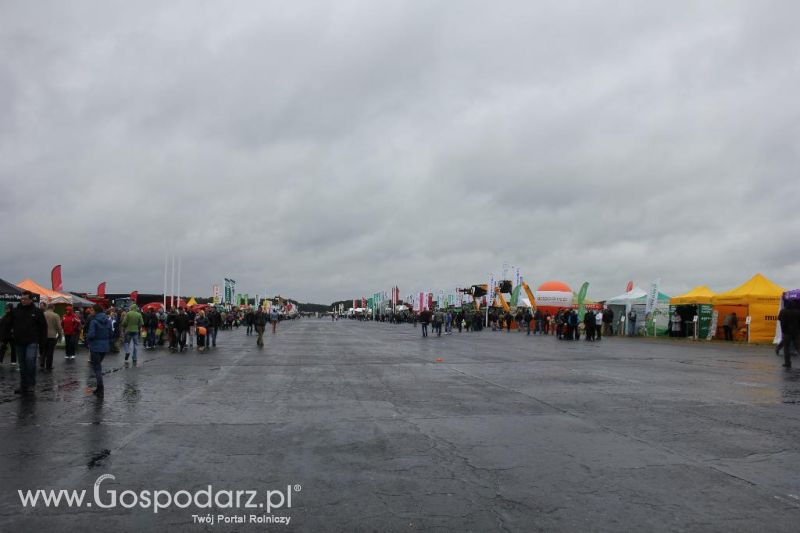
[51, 265, 63, 292]
[97, 282, 106, 297]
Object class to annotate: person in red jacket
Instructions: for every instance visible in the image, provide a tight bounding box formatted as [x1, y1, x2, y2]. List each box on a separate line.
[61, 306, 82, 359]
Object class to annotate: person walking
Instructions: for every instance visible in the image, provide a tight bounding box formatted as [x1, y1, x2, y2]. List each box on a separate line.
[86, 304, 112, 396]
[61, 305, 81, 359]
[121, 303, 144, 363]
[419, 309, 431, 338]
[523, 308, 533, 335]
[0, 304, 17, 365]
[195, 310, 209, 352]
[254, 307, 268, 347]
[40, 304, 63, 371]
[208, 308, 221, 347]
[174, 308, 190, 352]
[270, 306, 280, 334]
[777, 303, 799, 368]
[245, 308, 254, 336]
[723, 312, 738, 341]
[1, 291, 47, 395]
[144, 308, 158, 350]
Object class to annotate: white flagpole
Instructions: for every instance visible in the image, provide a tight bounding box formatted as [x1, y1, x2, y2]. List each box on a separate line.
[163, 252, 168, 308]
[177, 256, 181, 309]
[170, 253, 175, 309]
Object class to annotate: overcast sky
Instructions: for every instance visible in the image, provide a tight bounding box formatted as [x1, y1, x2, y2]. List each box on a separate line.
[1, 0, 798, 303]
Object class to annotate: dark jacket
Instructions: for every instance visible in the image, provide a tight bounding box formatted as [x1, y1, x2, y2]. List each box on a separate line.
[254, 311, 268, 327]
[174, 314, 190, 332]
[419, 310, 432, 324]
[1, 303, 47, 345]
[87, 312, 112, 353]
[779, 308, 800, 335]
[144, 311, 158, 328]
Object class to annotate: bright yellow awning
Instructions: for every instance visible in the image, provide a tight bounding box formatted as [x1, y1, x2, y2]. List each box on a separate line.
[712, 273, 784, 305]
[670, 285, 716, 305]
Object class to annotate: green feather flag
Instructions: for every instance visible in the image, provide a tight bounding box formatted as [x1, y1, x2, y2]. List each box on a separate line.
[577, 282, 589, 320]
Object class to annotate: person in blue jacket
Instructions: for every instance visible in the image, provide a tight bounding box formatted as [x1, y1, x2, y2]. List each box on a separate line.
[86, 304, 112, 396]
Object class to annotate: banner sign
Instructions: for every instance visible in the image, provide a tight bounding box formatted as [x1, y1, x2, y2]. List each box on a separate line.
[51, 265, 63, 292]
[577, 282, 590, 320]
[645, 279, 661, 316]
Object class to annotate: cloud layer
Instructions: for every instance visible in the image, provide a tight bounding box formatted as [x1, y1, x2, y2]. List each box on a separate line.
[1, 0, 798, 302]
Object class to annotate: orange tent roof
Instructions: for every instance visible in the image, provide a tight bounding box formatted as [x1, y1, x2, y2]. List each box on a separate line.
[712, 273, 784, 305]
[17, 279, 73, 304]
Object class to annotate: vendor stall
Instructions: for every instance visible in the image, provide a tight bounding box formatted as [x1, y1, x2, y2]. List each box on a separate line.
[712, 273, 784, 343]
[669, 286, 716, 338]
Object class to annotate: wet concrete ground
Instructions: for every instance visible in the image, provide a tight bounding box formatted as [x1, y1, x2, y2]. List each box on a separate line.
[0, 319, 799, 532]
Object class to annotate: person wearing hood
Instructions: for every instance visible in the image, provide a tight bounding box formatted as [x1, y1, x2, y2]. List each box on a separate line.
[86, 304, 112, 396]
[121, 303, 144, 363]
[62, 305, 82, 359]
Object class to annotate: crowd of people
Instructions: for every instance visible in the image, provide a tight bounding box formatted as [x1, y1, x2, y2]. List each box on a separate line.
[361, 306, 617, 341]
[0, 295, 297, 397]
[0, 294, 242, 397]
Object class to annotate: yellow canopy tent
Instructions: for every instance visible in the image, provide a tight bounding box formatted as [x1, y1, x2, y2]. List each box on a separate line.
[712, 273, 784, 343]
[186, 297, 198, 307]
[670, 286, 716, 305]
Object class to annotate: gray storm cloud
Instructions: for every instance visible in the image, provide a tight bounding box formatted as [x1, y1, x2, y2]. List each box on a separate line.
[1, 0, 798, 302]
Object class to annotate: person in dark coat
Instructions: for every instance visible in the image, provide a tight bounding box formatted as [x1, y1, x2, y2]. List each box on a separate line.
[174, 308, 190, 352]
[419, 309, 432, 337]
[584, 310, 596, 341]
[777, 302, 800, 368]
[253, 308, 269, 347]
[523, 308, 533, 335]
[208, 309, 222, 347]
[0, 304, 17, 365]
[86, 304, 112, 396]
[1, 292, 47, 395]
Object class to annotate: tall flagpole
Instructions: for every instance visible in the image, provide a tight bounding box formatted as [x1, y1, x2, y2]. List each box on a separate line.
[163, 252, 168, 309]
[169, 252, 175, 309]
[177, 256, 182, 309]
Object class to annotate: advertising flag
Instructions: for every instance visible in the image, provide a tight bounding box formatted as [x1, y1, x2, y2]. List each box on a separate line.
[488, 274, 495, 306]
[51, 265, 63, 292]
[577, 282, 590, 320]
[130, 291, 138, 303]
[97, 282, 106, 297]
[645, 279, 661, 316]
